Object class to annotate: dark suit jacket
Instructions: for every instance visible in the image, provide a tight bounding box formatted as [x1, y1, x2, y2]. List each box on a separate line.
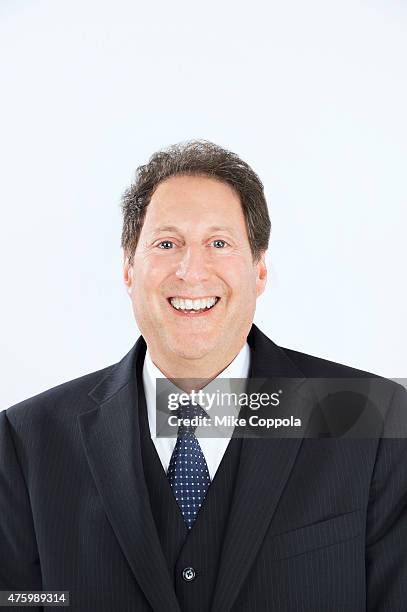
[1, 324, 406, 611]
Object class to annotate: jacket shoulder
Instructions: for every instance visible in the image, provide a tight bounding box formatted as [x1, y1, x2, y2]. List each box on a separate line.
[5, 363, 115, 425]
[279, 345, 405, 407]
[281, 346, 380, 379]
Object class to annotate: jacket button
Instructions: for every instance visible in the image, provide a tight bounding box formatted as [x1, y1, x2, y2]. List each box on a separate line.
[182, 567, 196, 582]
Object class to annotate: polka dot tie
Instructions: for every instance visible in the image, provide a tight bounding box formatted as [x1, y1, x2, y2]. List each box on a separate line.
[167, 402, 211, 530]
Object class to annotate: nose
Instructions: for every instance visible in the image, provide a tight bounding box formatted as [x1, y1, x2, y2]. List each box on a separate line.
[175, 245, 211, 283]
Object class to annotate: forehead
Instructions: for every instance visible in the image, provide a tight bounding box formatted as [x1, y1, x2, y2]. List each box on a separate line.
[145, 175, 245, 225]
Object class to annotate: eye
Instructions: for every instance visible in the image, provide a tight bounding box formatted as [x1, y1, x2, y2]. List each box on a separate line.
[157, 240, 174, 249]
[211, 239, 228, 248]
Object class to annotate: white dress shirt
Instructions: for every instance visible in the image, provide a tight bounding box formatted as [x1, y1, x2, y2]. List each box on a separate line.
[142, 343, 251, 480]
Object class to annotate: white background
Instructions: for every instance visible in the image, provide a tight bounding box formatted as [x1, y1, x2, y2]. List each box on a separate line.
[1, 0, 405, 408]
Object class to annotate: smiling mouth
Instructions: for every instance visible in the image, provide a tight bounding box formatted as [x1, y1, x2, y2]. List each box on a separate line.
[167, 296, 221, 315]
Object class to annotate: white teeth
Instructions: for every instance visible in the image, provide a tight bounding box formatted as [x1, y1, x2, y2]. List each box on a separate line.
[170, 297, 218, 311]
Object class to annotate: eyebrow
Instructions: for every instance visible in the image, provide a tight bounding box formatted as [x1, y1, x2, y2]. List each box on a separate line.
[150, 226, 182, 235]
[150, 225, 237, 235]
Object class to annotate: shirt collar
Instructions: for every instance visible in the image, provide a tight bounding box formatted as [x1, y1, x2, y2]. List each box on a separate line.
[142, 341, 251, 436]
[144, 341, 250, 388]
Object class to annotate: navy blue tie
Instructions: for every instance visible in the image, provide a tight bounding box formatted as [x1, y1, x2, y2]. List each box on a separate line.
[167, 402, 211, 530]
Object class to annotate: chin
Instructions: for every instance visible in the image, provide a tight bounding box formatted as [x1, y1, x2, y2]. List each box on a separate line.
[169, 337, 216, 361]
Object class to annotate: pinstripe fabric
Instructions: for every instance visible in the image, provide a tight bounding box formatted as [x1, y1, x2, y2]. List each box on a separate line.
[1, 324, 406, 611]
[139, 390, 189, 573]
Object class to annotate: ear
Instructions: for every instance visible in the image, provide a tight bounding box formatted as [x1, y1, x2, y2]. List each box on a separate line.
[255, 251, 267, 298]
[123, 251, 133, 296]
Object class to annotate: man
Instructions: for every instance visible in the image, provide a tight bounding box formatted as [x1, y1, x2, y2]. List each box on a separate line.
[1, 140, 406, 611]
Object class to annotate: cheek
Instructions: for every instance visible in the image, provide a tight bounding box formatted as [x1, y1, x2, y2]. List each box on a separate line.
[221, 263, 258, 297]
[146, 253, 177, 271]
[130, 263, 168, 307]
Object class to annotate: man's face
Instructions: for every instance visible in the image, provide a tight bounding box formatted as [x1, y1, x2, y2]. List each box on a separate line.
[123, 174, 267, 363]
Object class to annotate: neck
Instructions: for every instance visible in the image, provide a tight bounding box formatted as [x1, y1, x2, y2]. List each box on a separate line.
[147, 342, 245, 394]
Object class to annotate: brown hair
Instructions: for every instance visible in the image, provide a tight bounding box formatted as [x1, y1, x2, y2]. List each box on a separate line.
[120, 139, 271, 264]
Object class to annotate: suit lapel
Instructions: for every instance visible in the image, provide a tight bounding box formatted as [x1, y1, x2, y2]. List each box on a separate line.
[78, 337, 181, 612]
[211, 324, 309, 612]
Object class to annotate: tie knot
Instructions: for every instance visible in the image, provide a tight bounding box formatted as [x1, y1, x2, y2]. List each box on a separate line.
[177, 401, 208, 435]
